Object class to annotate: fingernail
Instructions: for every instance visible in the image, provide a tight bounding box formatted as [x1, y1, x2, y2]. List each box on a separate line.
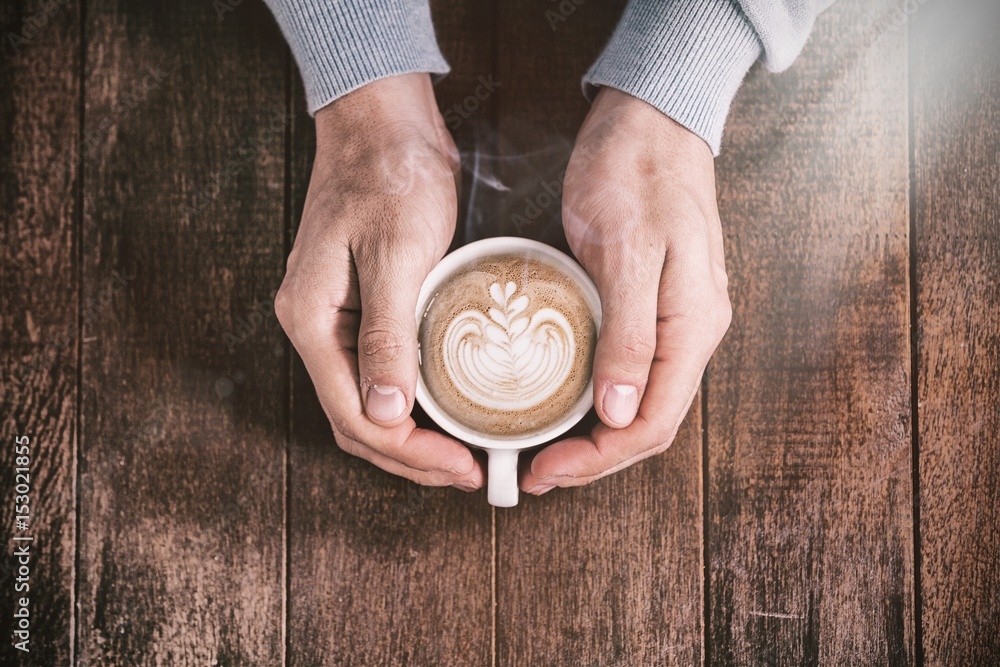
[527, 484, 556, 496]
[603, 384, 638, 427]
[451, 483, 479, 493]
[366, 385, 405, 422]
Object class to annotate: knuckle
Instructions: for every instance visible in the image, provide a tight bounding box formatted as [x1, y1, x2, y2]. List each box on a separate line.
[333, 432, 361, 457]
[274, 282, 302, 333]
[360, 326, 406, 366]
[718, 298, 733, 334]
[378, 436, 406, 459]
[611, 325, 656, 368]
[713, 293, 733, 337]
[651, 431, 679, 455]
[648, 440, 673, 457]
[323, 407, 355, 442]
[274, 278, 331, 343]
[369, 431, 409, 461]
[713, 262, 731, 292]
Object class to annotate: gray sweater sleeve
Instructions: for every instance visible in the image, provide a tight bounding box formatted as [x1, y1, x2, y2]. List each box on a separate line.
[262, 0, 449, 114]
[584, 0, 834, 154]
[264, 0, 829, 153]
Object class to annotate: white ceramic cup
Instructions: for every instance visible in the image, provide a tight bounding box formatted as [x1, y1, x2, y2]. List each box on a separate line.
[414, 237, 602, 507]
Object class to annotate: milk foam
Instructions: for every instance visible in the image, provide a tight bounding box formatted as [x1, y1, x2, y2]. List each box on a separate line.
[442, 280, 575, 411]
[418, 252, 596, 438]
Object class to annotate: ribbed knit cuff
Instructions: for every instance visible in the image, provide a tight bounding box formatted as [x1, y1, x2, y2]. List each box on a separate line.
[584, 0, 762, 155]
[265, 0, 450, 115]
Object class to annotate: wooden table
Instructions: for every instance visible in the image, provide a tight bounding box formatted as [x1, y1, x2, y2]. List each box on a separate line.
[2, 0, 998, 664]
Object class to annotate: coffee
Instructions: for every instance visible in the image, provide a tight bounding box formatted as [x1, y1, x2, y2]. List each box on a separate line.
[418, 252, 596, 439]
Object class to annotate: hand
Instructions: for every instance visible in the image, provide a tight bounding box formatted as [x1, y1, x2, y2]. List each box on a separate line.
[275, 73, 484, 492]
[521, 88, 732, 494]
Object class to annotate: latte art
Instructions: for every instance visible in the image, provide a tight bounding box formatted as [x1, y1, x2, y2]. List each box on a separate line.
[443, 281, 575, 411]
[418, 252, 596, 439]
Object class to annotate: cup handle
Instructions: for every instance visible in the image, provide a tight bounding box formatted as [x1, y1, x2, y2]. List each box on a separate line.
[486, 449, 520, 507]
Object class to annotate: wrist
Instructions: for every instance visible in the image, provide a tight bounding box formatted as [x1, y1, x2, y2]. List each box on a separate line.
[581, 88, 714, 162]
[315, 73, 449, 157]
[581, 0, 761, 155]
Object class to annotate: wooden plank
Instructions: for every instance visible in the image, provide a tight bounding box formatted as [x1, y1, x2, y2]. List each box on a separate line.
[494, 2, 706, 665]
[75, 1, 288, 663]
[0, 1, 81, 664]
[709, 0, 913, 663]
[284, 3, 496, 665]
[434, 0, 503, 249]
[913, 0, 1000, 663]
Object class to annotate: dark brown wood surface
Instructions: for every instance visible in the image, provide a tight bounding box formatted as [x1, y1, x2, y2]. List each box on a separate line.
[1, 0, 998, 664]
[913, 0, 1000, 664]
[284, 3, 496, 666]
[75, 1, 288, 664]
[0, 1, 81, 665]
[711, 0, 914, 663]
[492, 2, 706, 666]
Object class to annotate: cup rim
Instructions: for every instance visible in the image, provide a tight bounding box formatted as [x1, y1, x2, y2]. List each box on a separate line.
[414, 237, 602, 450]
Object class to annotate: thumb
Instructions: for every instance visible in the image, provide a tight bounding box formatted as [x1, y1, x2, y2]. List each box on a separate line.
[586, 251, 661, 429]
[355, 244, 426, 427]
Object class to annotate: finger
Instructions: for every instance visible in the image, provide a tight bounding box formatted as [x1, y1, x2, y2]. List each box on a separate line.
[582, 245, 663, 429]
[523, 263, 730, 488]
[334, 427, 485, 490]
[353, 236, 434, 427]
[521, 368, 703, 492]
[283, 301, 479, 479]
[562, 182, 659, 429]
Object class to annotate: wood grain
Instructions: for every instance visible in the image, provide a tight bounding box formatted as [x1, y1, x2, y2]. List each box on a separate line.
[4, 0, 999, 662]
[493, 2, 706, 665]
[710, 0, 913, 663]
[913, 0, 1000, 663]
[283, 3, 496, 665]
[0, 1, 80, 664]
[76, 1, 288, 663]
